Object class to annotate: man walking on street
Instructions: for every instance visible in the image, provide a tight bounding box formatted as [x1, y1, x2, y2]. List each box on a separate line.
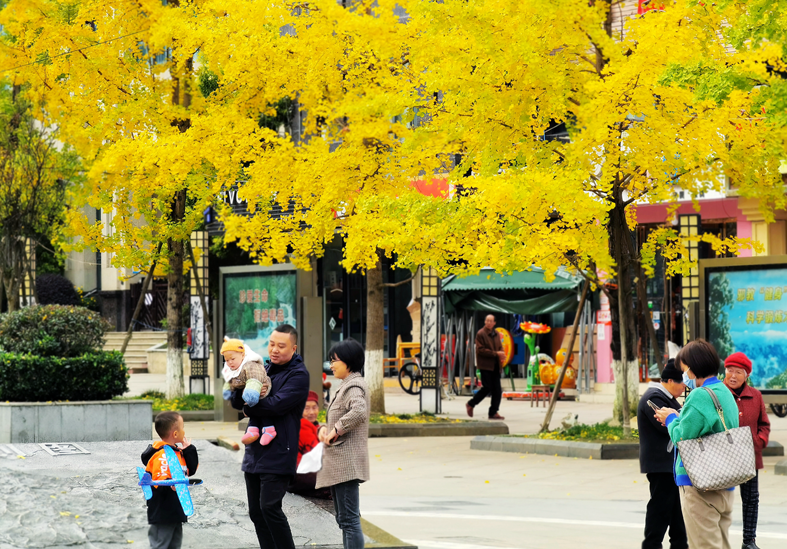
[467, 314, 505, 420]
[231, 324, 310, 549]
[637, 359, 688, 549]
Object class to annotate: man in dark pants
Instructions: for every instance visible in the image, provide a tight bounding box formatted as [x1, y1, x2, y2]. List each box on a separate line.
[637, 359, 688, 549]
[231, 324, 310, 549]
[466, 314, 505, 420]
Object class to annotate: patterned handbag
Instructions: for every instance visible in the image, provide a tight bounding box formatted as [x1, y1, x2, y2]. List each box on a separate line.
[676, 386, 756, 492]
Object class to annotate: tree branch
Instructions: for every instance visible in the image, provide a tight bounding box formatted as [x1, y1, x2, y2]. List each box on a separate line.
[382, 267, 420, 288]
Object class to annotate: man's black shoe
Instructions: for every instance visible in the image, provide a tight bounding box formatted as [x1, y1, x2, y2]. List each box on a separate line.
[742, 541, 760, 549]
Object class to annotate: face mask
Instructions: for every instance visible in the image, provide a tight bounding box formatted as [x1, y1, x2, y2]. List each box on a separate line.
[683, 371, 696, 390]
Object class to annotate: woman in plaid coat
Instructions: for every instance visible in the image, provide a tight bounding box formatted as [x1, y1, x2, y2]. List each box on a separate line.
[316, 338, 370, 549]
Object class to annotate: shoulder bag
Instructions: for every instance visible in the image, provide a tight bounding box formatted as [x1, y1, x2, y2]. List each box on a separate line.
[676, 386, 756, 491]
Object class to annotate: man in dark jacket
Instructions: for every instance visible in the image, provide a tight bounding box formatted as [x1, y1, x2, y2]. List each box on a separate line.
[466, 314, 505, 420]
[637, 359, 688, 549]
[231, 324, 310, 549]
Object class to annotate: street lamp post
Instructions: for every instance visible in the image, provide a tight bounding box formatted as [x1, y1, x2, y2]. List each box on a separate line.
[419, 267, 441, 414]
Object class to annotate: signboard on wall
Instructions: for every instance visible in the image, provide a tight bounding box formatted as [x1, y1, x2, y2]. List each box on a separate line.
[223, 268, 297, 360]
[702, 257, 787, 391]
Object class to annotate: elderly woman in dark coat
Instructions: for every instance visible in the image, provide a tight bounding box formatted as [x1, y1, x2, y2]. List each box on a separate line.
[316, 338, 370, 549]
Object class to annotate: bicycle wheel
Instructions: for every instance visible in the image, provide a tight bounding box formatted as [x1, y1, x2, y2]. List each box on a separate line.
[398, 361, 422, 395]
[770, 404, 787, 418]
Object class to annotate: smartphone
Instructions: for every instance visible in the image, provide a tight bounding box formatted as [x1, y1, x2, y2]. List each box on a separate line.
[647, 400, 661, 412]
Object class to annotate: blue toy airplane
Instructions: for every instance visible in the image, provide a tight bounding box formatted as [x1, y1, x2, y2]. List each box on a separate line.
[136, 445, 201, 517]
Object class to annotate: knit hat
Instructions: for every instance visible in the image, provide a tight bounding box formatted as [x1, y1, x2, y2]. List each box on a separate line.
[660, 359, 683, 383]
[220, 338, 245, 355]
[724, 352, 752, 375]
[307, 390, 319, 403]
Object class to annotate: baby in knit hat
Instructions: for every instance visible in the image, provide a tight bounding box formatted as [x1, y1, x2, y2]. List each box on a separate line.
[221, 338, 275, 445]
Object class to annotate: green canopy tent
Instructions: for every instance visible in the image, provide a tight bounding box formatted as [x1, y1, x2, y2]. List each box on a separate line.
[442, 268, 583, 316]
[440, 268, 584, 396]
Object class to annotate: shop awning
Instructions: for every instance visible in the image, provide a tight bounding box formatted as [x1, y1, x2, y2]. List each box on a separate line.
[442, 268, 583, 316]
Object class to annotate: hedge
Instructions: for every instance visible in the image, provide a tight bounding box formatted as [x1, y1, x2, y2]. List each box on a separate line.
[0, 351, 128, 401]
[36, 274, 81, 307]
[0, 304, 108, 357]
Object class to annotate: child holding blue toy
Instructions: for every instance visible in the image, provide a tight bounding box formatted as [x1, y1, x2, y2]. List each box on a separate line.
[140, 412, 199, 549]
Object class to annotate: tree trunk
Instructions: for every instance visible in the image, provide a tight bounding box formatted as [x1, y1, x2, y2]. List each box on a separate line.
[1, 238, 25, 312]
[365, 252, 385, 414]
[166, 190, 187, 399]
[609, 199, 637, 435]
[3, 275, 19, 312]
[637, 263, 664, 374]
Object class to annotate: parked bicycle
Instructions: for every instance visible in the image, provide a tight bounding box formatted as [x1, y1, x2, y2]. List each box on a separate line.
[397, 351, 460, 396]
[771, 404, 787, 418]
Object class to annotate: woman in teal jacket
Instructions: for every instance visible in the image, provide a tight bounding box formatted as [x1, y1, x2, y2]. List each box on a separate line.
[654, 339, 739, 549]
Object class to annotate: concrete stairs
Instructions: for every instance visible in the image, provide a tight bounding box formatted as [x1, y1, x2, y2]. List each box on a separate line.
[104, 331, 168, 373]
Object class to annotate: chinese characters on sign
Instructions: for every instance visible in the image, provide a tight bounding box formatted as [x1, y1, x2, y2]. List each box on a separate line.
[239, 288, 283, 325]
[736, 286, 786, 302]
[735, 285, 787, 324]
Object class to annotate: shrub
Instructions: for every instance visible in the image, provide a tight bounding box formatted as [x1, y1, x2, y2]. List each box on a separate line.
[0, 304, 109, 357]
[0, 351, 128, 401]
[36, 274, 80, 306]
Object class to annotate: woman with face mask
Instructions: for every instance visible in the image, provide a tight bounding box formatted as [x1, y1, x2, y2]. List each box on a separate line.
[654, 339, 740, 549]
[722, 352, 770, 549]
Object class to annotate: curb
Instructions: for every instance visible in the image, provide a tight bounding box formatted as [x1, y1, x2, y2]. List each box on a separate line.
[238, 418, 508, 438]
[368, 422, 508, 438]
[217, 436, 240, 451]
[152, 411, 214, 422]
[763, 441, 785, 457]
[776, 458, 787, 476]
[471, 437, 784, 460]
[471, 435, 639, 460]
[361, 517, 417, 549]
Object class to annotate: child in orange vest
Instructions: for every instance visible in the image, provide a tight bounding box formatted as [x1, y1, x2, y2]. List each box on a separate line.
[140, 412, 199, 549]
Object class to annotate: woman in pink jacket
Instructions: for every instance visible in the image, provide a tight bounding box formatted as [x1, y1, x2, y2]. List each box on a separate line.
[723, 352, 771, 549]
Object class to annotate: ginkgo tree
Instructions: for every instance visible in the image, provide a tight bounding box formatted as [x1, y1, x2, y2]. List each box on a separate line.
[0, 0, 416, 402]
[0, 0, 226, 397]
[213, 0, 785, 426]
[3, 0, 785, 424]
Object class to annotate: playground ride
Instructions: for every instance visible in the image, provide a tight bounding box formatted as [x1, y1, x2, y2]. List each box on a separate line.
[502, 322, 575, 401]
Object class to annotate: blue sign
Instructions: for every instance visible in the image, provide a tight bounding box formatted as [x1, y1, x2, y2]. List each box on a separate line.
[707, 268, 787, 389]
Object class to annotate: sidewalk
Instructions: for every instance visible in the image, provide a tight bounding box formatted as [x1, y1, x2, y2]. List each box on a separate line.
[131, 371, 787, 444]
[130, 372, 787, 549]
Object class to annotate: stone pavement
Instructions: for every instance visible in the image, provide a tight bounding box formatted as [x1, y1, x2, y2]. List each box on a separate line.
[128, 373, 787, 548]
[0, 440, 344, 549]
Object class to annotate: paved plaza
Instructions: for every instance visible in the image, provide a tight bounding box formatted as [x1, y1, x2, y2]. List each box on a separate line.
[3, 374, 785, 548]
[0, 441, 344, 549]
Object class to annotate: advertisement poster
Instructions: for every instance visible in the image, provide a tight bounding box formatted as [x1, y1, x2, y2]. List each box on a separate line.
[224, 271, 297, 361]
[707, 268, 787, 389]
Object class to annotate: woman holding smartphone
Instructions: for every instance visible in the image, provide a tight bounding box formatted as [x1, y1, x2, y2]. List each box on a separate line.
[316, 338, 370, 549]
[655, 339, 740, 549]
